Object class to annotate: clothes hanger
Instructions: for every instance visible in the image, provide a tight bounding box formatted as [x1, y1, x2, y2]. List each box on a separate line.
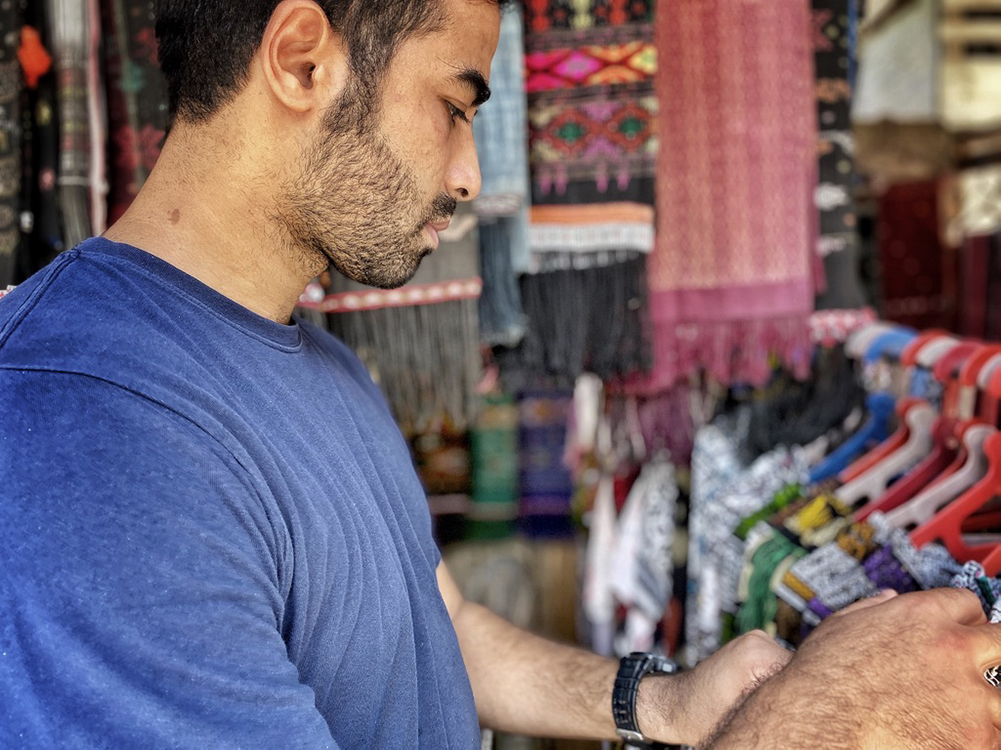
[910, 369, 1001, 573]
[807, 391, 895, 484]
[834, 399, 936, 507]
[851, 343, 979, 520]
[887, 422, 994, 531]
[910, 431, 1001, 573]
[845, 322, 902, 361]
[838, 333, 960, 486]
[888, 349, 1001, 533]
[956, 345, 1001, 421]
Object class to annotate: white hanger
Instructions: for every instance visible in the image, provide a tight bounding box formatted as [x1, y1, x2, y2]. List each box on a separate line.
[915, 336, 962, 369]
[884, 423, 995, 530]
[834, 401, 937, 506]
[846, 322, 898, 360]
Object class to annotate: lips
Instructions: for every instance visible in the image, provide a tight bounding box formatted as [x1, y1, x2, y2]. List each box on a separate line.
[424, 217, 452, 250]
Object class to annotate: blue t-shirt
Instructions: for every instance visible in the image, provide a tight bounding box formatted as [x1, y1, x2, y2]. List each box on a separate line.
[0, 239, 479, 748]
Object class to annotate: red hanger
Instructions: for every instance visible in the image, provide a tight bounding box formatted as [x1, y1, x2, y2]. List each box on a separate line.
[838, 397, 922, 483]
[911, 368, 1001, 573]
[910, 431, 1001, 573]
[900, 329, 950, 367]
[854, 344, 978, 519]
[957, 344, 1001, 421]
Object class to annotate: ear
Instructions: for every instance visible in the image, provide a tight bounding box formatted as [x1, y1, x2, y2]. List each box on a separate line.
[259, 0, 348, 115]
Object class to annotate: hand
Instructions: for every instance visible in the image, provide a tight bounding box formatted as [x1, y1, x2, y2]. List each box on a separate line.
[708, 588, 1001, 749]
[637, 630, 792, 746]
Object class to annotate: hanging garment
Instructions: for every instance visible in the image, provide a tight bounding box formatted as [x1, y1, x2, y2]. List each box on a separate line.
[518, 387, 575, 538]
[812, 0, 868, 311]
[46, 0, 92, 249]
[686, 415, 808, 664]
[321, 204, 482, 436]
[0, 2, 23, 286]
[474, 5, 529, 348]
[100, 0, 169, 225]
[878, 180, 957, 331]
[648, 0, 816, 391]
[15, 0, 62, 283]
[514, 0, 657, 383]
[469, 393, 520, 540]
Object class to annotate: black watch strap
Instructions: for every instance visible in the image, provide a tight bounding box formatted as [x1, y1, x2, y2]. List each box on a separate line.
[612, 652, 677, 745]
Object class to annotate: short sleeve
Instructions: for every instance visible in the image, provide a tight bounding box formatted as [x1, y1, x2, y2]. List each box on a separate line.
[0, 370, 338, 748]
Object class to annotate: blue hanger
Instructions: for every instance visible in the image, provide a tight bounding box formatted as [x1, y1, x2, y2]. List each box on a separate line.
[808, 391, 896, 484]
[863, 329, 918, 365]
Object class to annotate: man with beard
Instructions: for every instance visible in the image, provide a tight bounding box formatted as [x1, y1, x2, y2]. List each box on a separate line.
[2, 0, 1001, 747]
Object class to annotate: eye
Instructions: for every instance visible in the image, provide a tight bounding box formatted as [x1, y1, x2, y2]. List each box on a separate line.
[446, 101, 471, 125]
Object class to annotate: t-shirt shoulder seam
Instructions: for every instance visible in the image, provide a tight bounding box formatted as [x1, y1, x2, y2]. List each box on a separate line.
[0, 250, 79, 350]
[0, 365, 256, 477]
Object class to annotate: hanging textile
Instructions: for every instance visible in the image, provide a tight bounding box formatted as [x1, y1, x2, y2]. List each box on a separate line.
[812, 0, 867, 311]
[0, 1, 23, 286]
[878, 180, 957, 331]
[469, 393, 520, 540]
[648, 0, 816, 391]
[518, 387, 575, 538]
[474, 4, 529, 348]
[319, 204, 482, 436]
[101, 0, 169, 225]
[46, 0, 93, 250]
[515, 0, 657, 382]
[16, 0, 61, 283]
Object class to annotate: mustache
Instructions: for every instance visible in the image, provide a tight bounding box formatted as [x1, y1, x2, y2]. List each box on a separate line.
[421, 194, 457, 227]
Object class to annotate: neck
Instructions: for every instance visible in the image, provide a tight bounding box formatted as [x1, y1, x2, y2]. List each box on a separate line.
[103, 118, 321, 324]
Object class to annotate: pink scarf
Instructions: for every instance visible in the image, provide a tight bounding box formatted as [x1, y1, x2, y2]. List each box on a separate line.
[643, 0, 817, 390]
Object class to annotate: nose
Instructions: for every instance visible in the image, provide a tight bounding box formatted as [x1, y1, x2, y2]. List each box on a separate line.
[445, 127, 482, 202]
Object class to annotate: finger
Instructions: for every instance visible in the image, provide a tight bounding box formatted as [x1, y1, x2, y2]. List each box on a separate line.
[898, 587, 990, 626]
[829, 588, 897, 619]
[974, 624, 1001, 670]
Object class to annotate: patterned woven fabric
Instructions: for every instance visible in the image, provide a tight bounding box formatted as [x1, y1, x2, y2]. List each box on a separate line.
[524, 0, 656, 207]
[647, 0, 817, 390]
[512, 0, 656, 383]
[100, 0, 169, 225]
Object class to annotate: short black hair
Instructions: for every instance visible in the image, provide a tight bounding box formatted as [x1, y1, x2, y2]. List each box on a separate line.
[154, 0, 511, 122]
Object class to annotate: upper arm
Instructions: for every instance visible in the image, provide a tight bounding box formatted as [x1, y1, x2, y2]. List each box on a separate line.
[0, 371, 336, 747]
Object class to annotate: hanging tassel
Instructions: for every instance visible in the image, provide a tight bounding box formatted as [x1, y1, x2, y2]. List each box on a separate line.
[327, 297, 481, 436]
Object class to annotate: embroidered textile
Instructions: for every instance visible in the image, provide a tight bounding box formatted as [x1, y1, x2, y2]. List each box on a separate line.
[518, 388, 575, 537]
[647, 0, 816, 390]
[510, 0, 655, 383]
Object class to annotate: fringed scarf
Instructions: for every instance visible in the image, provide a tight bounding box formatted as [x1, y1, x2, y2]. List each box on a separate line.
[513, 0, 657, 383]
[100, 0, 168, 225]
[312, 204, 482, 437]
[646, 0, 817, 390]
[473, 5, 529, 348]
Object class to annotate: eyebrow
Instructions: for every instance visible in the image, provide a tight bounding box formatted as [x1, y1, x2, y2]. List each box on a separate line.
[454, 69, 491, 108]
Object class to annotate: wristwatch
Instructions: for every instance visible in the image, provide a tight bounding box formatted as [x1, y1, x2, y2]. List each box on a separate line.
[612, 651, 678, 746]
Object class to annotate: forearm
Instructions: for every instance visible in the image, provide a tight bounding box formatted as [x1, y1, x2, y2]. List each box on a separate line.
[451, 600, 685, 742]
